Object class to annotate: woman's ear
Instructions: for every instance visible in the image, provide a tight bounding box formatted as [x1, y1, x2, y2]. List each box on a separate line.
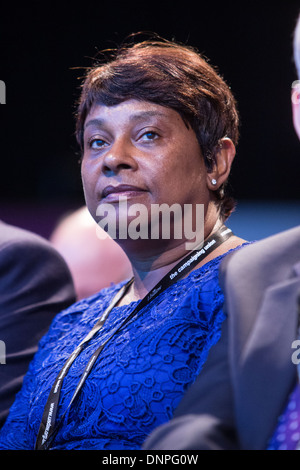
[206, 138, 236, 190]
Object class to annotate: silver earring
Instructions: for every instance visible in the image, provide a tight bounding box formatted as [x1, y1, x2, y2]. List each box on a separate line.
[211, 178, 217, 186]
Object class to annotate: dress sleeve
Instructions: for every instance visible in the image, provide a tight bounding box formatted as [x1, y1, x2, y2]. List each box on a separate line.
[142, 318, 238, 450]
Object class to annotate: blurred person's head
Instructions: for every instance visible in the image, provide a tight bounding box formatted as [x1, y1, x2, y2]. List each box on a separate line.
[292, 14, 300, 139]
[50, 206, 132, 300]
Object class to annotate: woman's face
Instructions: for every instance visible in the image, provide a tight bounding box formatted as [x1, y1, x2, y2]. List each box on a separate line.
[81, 99, 212, 243]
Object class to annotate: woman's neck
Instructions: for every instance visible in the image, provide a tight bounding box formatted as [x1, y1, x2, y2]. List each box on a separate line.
[117, 216, 224, 305]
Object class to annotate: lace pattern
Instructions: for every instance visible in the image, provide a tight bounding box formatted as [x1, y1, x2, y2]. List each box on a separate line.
[0, 251, 238, 450]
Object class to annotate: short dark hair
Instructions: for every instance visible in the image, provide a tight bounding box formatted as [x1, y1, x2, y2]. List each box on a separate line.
[75, 37, 240, 220]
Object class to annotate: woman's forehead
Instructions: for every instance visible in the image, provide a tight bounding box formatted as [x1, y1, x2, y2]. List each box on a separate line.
[84, 99, 183, 128]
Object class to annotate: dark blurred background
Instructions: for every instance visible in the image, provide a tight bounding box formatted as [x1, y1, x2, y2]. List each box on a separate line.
[0, 0, 299, 241]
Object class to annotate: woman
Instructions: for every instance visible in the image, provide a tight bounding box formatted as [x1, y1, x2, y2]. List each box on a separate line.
[0, 37, 247, 450]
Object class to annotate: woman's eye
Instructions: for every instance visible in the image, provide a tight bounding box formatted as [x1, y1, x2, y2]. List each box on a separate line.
[140, 131, 158, 141]
[89, 138, 107, 149]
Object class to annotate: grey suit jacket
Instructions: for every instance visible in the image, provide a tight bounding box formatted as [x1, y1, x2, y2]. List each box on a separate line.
[143, 225, 300, 450]
[0, 220, 76, 427]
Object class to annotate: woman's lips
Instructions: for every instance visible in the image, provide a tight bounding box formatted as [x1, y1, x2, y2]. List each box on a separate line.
[101, 184, 146, 201]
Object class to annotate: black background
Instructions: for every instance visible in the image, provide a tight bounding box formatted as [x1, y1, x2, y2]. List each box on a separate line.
[0, 0, 299, 209]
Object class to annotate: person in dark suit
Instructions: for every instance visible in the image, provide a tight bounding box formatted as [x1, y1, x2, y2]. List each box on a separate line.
[142, 13, 300, 450]
[0, 220, 76, 428]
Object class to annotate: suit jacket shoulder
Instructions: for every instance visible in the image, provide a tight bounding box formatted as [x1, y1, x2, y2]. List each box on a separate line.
[219, 225, 300, 351]
[220, 225, 300, 449]
[220, 225, 300, 290]
[0, 220, 76, 427]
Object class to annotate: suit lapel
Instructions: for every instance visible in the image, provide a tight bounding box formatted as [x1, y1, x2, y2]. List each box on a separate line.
[236, 277, 300, 449]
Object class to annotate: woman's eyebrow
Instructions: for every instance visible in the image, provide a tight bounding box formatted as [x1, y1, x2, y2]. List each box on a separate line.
[84, 118, 106, 130]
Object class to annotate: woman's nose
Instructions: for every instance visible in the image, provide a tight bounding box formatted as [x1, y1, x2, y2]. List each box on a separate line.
[101, 138, 137, 174]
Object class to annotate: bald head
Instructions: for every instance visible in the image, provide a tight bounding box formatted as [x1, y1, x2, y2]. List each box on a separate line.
[292, 15, 300, 139]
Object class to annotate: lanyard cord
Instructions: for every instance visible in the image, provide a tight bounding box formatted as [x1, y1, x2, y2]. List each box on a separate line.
[35, 225, 234, 450]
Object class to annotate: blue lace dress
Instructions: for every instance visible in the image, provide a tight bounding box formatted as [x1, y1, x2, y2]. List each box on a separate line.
[0, 250, 240, 450]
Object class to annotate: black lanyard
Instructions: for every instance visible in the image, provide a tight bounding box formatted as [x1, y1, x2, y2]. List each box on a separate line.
[35, 225, 234, 450]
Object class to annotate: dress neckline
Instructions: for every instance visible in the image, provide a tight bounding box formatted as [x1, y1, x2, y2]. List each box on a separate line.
[105, 242, 250, 310]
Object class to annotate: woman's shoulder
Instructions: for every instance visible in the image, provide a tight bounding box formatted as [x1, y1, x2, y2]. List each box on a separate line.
[189, 241, 251, 283]
[169, 242, 251, 307]
[64, 279, 131, 312]
[39, 280, 132, 343]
